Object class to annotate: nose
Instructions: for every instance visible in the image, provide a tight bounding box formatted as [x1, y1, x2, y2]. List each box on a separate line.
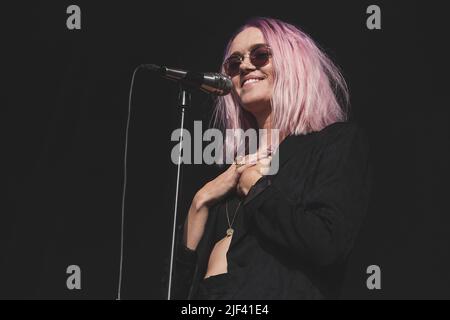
[239, 54, 256, 73]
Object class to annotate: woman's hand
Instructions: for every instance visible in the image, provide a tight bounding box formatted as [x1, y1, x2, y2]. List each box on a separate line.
[184, 162, 254, 251]
[196, 162, 255, 209]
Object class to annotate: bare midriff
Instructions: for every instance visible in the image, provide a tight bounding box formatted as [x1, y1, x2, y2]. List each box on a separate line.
[203, 235, 232, 279]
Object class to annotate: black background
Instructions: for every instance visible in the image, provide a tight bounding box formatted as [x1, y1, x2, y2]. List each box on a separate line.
[2, 1, 449, 299]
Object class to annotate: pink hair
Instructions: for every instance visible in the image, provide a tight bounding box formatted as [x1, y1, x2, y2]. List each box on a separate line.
[212, 17, 349, 158]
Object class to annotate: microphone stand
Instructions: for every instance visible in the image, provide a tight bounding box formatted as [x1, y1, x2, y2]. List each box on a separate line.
[167, 85, 191, 300]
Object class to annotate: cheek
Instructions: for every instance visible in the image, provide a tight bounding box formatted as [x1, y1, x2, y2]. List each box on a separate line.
[232, 78, 241, 94]
[267, 77, 274, 93]
[255, 78, 273, 97]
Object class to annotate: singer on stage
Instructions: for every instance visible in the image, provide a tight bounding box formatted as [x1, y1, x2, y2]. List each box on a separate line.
[172, 17, 372, 300]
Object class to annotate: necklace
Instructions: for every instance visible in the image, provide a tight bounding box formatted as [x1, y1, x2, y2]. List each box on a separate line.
[225, 200, 242, 237]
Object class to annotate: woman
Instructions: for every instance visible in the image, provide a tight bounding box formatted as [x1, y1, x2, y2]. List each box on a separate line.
[172, 17, 371, 300]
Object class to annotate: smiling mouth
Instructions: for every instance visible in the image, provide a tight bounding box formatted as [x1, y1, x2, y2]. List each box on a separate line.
[241, 77, 265, 87]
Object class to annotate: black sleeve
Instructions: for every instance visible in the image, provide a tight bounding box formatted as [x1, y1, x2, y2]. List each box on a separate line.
[243, 124, 372, 267]
[170, 224, 198, 300]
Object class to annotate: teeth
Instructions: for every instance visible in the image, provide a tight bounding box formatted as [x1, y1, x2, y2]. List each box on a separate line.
[243, 78, 263, 86]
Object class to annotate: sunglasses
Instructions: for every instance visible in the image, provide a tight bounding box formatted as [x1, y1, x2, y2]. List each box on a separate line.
[223, 44, 272, 77]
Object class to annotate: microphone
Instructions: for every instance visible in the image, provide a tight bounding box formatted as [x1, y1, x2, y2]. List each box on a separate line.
[143, 64, 233, 96]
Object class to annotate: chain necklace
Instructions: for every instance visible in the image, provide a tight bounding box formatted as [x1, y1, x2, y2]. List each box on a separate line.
[225, 200, 242, 237]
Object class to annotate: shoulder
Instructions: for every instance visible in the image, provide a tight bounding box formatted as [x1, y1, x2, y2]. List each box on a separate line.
[315, 121, 368, 149]
[317, 121, 362, 139]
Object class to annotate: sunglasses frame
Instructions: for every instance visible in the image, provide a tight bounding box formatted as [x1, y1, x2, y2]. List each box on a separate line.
[223, 44, 272, 77]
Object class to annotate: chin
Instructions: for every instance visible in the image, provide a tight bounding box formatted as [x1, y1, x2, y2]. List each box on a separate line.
[241, 96, 271, 114]
[240, 89, 268, 103]
[238, 84, 272, 111]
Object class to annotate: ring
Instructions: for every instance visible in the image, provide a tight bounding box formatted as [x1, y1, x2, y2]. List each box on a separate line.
[235, 162, 244, 168]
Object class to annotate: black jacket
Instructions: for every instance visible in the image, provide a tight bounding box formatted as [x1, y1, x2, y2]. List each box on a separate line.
[172, 121, 372, 299]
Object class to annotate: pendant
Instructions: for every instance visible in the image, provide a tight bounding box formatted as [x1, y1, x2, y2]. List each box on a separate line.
[226, 228, 234, 237]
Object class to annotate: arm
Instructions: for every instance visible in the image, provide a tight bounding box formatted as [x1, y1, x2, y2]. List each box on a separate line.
[171, 163, 253, 299]
[183, 193, 210, 251]
[182, 162, 255, 251]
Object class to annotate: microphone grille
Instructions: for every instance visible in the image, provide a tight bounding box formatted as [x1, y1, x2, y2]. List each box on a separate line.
[215, 73, 233, 95]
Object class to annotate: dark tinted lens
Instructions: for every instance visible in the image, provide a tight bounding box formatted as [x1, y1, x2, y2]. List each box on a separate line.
[224, 56, 242, 77]
[250, 46, 271, 67]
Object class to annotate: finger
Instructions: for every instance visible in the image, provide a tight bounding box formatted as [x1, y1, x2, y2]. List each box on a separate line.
[259, 156, 272, 166]
[235, 155, 245, 163]
[236, 162, 256, 174]
[258, 164, 270, 175]
[254, 148, 272, 160]
[236, 153, 258, 165]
